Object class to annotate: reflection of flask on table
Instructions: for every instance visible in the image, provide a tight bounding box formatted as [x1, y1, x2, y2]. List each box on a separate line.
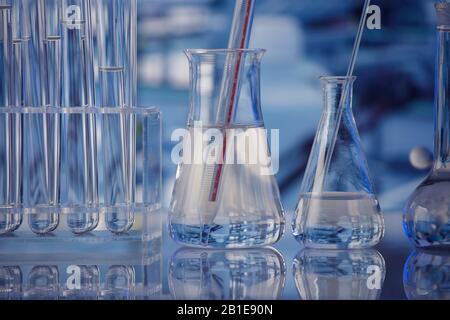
[169, 49, 284, 248]
[293, 249, 385, 300]
[169, 248, 285, 300]
[292, 76, 384, 249]
[403, 250, 450, 300]
[404, 3, 450, 248]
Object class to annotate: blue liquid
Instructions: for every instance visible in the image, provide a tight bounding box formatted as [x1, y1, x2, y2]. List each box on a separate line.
[0, 212, 22, 235]
[105, 208, 135, 234]
[170, 221, 284, 248]
[28, 213, 59, 235]
[294, 226, 382, 250]
[404, 179, 450, 248]
[293, 192, 384, 249]
[404, 220, 450, 247]
[67, 211, 99, 235]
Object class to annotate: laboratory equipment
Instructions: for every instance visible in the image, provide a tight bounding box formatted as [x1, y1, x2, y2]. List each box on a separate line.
[404, 2, 450, 248]
[403, 250, 450, 300]
[59, 0, 98, 234]
[292, 76, 384, 249]
[209, 0, 255, 203]
[293, 249, 385, 300]
[169, 49, 285, 248]
[20, 0, 60, 234]
[0, 1, 160, 240]
[0, 2, 14, 235]
[169, 248, 285, 300]
[322, 0, 371, 186]
[0, 219, 163, 300]
[0, 107, 161, 240]
[97, 0, 138, 233]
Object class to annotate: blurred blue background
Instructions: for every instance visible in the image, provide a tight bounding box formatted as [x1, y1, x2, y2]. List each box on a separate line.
[137, 0, 437, 213]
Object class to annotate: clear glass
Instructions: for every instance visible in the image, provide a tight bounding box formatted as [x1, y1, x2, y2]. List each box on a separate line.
[59, 0, 98, 234]
[169, 248, 285, 300]
[404, 5, 450, 248]
[403, 250, 450, 300]
[169, 49, 285, 248]
[293, 249, 386, 300]
[0, 107, 161, 239]
[96, 0, 137, 233]
[292, 76, 384, 249]
[0, 240, 162, 300]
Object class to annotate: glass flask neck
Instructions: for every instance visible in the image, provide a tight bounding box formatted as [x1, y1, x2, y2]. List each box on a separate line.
[185, 49, 265, 127]
[321, 76, 355, 113]
[434, 4, 450, 171]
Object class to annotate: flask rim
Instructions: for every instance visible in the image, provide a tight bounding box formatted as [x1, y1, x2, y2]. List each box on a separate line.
[319, 76, 357, 83]
[185, 48, 266, 56]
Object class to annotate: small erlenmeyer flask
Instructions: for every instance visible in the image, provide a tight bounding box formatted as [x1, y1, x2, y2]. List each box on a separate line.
[292, 76, 384, 249]
[404, 3, 450, 248]
[169, 49, 284, 248]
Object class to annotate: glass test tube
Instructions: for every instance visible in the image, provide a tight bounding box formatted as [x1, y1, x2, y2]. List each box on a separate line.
[21, 0, 59, 234]
[97, 0, 136, 233]
[0, 3, 14, 234]
[10, 0, 23, 232]
[60, 0, 98, 234]
[43, 0, 62, 234]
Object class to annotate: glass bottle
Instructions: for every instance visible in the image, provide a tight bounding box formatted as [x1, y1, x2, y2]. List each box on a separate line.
[292, 76, 384, 249]
[169, 49, 284, 248]
[404, 2, 450, 248]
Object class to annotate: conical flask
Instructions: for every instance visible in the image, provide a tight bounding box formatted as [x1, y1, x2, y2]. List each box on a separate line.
[292, 76, 384, 249]
[404, 3, 450, 248]
[169, 49, 285, 248]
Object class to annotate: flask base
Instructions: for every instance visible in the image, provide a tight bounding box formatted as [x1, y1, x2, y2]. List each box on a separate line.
[169, 221, 284, 248]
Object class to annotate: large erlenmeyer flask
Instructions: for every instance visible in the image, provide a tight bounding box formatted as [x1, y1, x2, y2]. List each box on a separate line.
[404, 2, 450, 248]
[292, 76, 384, 249]
[169, 49, 284, 248]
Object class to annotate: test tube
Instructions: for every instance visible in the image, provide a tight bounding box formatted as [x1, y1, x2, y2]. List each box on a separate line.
[59, 0, 98, 234]
[43, 0, 62, 235]
[0, 3, 14, 234]
[97, 0, 136, 233]
[9, 0, 23, 232]
[21, 0, 60, 234]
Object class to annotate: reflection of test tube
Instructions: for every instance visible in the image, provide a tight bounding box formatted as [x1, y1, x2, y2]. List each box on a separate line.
[60, 0, 98, 234]
[26, 266, 59, 300]
[0, 2, 14, 235]
[104, 265, 135, 300]
[21, 0, 60, 234]
[97, 0, 136, 233]
[0, 266, 22, 300]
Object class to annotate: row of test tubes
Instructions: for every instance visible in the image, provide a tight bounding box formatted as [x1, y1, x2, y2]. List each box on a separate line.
[0, 0, 139, 235]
